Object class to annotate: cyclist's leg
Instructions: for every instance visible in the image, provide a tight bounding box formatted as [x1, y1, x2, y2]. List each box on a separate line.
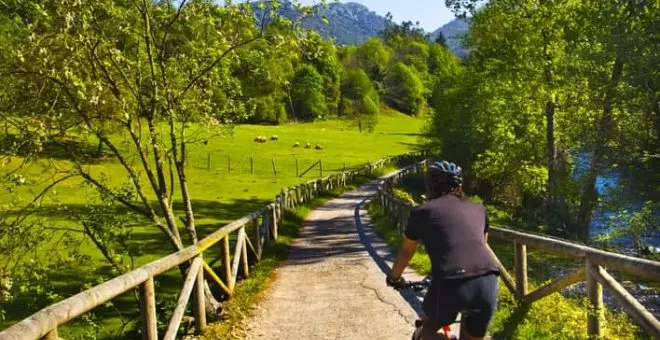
[457, 274, 499, 340]
[422, 282, 459, 340]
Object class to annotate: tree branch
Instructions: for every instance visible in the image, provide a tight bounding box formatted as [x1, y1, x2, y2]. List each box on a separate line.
[178, 33, 264, 101]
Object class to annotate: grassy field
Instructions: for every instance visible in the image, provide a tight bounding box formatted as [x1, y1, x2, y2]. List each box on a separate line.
[366, 201, 648, 339]
[0, 109, 424, 337]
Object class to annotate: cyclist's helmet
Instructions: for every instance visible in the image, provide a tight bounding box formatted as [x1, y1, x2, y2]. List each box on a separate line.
[428, 160, 463, 189]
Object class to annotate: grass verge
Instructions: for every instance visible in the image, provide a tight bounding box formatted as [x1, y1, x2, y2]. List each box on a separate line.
[366, 201, 647, 340]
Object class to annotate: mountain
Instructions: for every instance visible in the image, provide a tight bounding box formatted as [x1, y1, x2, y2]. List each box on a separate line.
[252, 1, 470, 56]
[430, 18, 470, 58]
[253, 1, 387, 45]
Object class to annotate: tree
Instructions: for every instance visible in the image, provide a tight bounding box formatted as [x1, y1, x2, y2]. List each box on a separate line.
[440, 0, 659, 242]
[1, 0, 294, 320]
[434, 32, 447, 47]
[383, 62, 425, 115]
[290, 63, 327, 120]
[299, 31, 342, 117]
[347, 38, 393, 91]
[339, 69, 379, 132]
[572, 0, 657, 240]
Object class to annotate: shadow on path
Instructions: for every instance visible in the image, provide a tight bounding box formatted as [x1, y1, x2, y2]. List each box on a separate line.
[354, 197, 426, 316]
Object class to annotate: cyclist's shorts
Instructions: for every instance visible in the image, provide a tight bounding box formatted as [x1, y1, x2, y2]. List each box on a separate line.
[422, 273, 499, 337]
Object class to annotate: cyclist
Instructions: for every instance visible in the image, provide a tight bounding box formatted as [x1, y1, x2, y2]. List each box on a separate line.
[386, 161, 500, 340]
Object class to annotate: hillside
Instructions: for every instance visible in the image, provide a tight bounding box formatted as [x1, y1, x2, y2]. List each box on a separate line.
[252, 1, 470, 55]
[430, 18, 470, 58]
[253, 1, 387, 45]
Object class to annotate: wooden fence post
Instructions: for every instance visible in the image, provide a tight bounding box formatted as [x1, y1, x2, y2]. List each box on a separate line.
[271, 205, 278, 240]
[253, 218, 262, 258]
[515, 241, 528, 299]
[139, 277, 157, 340]
[223, 236, 231, 285]
[586, 258, 604, 337]
[241, 233, 249, 278]
[272, 158, 277, 176]
[193, 261, 206, 334]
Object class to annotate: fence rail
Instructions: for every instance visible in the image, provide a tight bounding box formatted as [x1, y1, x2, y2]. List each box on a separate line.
[375, 161, 660, 338]
[0, 151, 427, 340]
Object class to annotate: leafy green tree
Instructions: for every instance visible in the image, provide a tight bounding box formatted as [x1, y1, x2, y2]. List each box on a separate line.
[0, 0, 295, 318]
[290, 63, 327, 120]
[441, 0, 659, 242]
[571, 0, 658, 239]
[348, 38, 393, 89]
[299, 31, 341, 117]
[339, 69, 379, 132]
[383, 62, 425, 115]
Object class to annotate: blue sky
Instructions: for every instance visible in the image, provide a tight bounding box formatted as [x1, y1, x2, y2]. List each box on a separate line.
[299, 0, 455, 32]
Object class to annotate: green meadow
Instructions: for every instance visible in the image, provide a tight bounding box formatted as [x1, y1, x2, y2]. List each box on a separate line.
[0, 109, 424, 337]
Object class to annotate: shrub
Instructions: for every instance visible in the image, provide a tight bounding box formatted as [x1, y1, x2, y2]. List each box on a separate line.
[293, 142, 300, 148]
[270, 135, 279, 141]
[304, 143, 311, 149]
[315, 144, 324, 150]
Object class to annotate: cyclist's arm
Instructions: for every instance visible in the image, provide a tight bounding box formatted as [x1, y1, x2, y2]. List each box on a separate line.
[389, 237, 418, 279]
[484, 208, 490, 243]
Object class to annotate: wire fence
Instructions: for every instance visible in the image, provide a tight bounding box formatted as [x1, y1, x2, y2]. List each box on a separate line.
[184, 152, 358, 178]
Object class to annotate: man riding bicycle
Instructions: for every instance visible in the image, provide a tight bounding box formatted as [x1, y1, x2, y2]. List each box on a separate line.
[386, 161, 500, 340]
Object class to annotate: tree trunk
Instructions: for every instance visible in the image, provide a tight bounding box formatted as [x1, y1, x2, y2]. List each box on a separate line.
[541, 25, 558, 226]
[576, 55, 624, 241]
[546, 99, 556, 196]
[287, 87, 296, 123]
[96, 138, 103, 157]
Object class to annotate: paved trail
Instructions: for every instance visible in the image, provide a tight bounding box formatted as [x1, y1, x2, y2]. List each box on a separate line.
[245, 181, 458, 339]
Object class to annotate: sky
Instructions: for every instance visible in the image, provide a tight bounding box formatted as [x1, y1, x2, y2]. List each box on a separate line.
[299, 0, 456, 32]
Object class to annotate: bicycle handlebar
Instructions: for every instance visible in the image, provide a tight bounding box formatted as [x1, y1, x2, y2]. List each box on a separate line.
[404, 278, 431, 291]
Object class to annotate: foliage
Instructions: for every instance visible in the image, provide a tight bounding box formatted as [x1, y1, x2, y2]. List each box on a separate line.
[290, 63, 328, 120]
[428, 0, 659, 243]
[600, 201, 660, 255]
[339, 69, 379, 132]
[383, 63, 425, 116]
[344, 37, 393, 92]
[299, 31, 342, 117]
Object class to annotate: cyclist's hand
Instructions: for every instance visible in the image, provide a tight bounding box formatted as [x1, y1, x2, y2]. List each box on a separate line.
[386, 275, 406, 290]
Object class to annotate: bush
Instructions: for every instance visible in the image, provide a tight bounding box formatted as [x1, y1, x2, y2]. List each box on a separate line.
[293, 142, 300, 148]
[253, 136, 267, 143]
[270, 135, 279, 141]
[315, 144, 324, 150]
[304, 143, 311, 149]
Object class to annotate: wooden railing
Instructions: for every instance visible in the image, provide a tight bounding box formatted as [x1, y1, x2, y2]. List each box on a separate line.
[375, 161, 660, 338]
[0, 151, 427, 340]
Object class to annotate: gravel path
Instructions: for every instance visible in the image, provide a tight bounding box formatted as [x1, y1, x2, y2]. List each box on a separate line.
[244, 181, 460, 339]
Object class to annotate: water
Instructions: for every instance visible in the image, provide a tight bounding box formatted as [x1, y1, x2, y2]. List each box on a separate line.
[575, 152, 659, 252]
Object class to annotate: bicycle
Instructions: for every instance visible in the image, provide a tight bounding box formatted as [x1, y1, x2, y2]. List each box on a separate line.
[404, 279, 491, 340]
[404, 278, 458, 340]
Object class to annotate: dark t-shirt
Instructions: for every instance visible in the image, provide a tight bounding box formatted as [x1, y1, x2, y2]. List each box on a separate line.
[404, 194, 500, 280]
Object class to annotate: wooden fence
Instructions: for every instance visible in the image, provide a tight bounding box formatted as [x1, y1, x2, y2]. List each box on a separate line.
[375, 160, 660, 338]
[0, 151, 426, 340]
